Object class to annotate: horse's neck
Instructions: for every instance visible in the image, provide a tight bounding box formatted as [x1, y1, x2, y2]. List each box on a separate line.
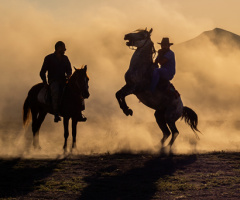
[125, 41, 154, 86]
[65, 78, 78, 97]
[129, 40, 153, 70]
[62, 80, 82, 109]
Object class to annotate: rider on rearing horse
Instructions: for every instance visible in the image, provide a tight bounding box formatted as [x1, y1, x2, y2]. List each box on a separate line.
[151, 37, 176, 92]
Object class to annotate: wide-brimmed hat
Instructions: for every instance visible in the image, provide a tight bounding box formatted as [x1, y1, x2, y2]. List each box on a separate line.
[158, 37, 173, 45]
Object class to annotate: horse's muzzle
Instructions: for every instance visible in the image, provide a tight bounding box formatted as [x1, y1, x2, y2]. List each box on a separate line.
[124, 34, 130, 40]
[124, 34, 133, 46]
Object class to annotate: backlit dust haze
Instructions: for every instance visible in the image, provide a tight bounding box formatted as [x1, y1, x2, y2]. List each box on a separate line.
[1, 0, 240, 157]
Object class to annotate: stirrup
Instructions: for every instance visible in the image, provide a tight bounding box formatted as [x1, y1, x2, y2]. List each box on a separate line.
[54, 115, 61, 123]
[78, 114, 87, 122]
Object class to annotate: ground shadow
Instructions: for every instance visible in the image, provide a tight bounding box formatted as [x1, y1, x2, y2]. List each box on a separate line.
[0, 157, 64, 198]
[79, 154, 197, 200]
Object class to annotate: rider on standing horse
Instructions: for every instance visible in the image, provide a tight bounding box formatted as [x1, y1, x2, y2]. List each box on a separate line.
[40, 41, 86, 123]
[151, 37, 176, 92]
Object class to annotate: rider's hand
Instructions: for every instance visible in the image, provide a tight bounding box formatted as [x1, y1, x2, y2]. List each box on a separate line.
[66, 75, 71, 79]
[158, 49, 165, 57]
[65, 75, 71, 82]
[43, 82, 48, 87]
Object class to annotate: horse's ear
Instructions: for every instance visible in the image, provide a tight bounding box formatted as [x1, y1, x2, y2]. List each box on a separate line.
[149, 28, 153, 34]
[145, 27, 147, 31]
[74, 66, 77, 71]
[84, 65, 87, 71]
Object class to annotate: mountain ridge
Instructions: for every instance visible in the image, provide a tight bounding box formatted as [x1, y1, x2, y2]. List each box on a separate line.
[175, 28, 240, 49]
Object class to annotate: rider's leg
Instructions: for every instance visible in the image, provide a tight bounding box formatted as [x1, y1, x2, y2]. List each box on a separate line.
[151, 68, 172, 92]
[150, 68, 160, 92]
[49, 81, 62, 122]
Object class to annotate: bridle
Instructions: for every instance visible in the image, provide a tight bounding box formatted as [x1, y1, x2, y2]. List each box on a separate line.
[68, 72, 88, 99]
[128, 32, 151, 50]
[128, 31, 156, 59]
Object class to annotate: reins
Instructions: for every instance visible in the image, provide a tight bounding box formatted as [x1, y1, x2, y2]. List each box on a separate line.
[128, 35, 150, 50]
[67, 73, 84, 99]
[128, 36, 156, 60]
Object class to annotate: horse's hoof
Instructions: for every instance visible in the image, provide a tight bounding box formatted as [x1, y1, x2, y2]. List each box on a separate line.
[128, 109, 133, 116]
[123, 108, 133, 116]
[33, 142, 42, 150]
[159, 146, 169, 156]
[63, 147, 67, 153]
[70, 146, 78, 154]
[167, 145, 175, 156]
[33, 145, 42, 150]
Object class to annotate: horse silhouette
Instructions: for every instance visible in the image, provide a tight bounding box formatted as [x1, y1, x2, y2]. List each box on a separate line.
[116, 28, 199, 152]
[23, 65, 90, 151]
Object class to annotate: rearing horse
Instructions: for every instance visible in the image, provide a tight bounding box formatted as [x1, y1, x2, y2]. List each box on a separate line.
[23, 65, 90, 151]
[116, 29, 199, 151]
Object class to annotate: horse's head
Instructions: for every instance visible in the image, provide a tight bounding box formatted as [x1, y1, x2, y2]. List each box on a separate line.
[70, 65, 90, 99]
[124, 28, 153, 48]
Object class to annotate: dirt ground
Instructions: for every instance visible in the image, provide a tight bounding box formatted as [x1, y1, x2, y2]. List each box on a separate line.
[0, 151, 239, 200]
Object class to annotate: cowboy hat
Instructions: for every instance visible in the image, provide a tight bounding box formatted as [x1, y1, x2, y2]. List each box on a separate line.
[158, 37, 173, 45]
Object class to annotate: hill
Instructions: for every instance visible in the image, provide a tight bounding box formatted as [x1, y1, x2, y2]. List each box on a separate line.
[171, 27, 240, 121]
[175, 27, 240, 50]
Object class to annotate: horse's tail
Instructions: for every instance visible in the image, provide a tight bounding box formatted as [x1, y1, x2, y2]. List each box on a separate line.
[23, 95, 31, 127]
[181, 106, 200, 138]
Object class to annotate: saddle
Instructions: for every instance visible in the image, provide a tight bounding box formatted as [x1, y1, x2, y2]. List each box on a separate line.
[37, 85, 85, 111]
[157, 80, 180, 99]
[37, 86, 51, 105]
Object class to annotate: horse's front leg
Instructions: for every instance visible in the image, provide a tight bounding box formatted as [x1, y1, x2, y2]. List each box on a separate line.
[115, 84, 134, 116]
[63, 117, 70, 152]
[71, 118, 78, 150]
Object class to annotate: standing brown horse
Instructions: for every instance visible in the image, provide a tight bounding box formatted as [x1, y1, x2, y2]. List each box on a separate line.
[23, 65, 90, 151]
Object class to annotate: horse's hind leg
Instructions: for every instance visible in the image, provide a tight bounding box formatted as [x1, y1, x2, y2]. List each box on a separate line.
[167, 122, 179, 148]
[154, 110, 171, 149]
[31, 109, 39, 149]
[165, 105, 181, 150]
[32, 109, 46, 149]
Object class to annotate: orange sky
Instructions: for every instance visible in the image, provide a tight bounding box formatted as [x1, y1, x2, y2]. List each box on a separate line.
[2, 0, 240, 43]
[4, 0, 239, 41]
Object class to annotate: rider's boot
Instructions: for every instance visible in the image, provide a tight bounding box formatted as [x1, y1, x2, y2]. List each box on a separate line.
[77, 113, 87, 122]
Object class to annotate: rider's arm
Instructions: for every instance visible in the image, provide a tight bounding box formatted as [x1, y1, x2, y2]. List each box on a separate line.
[65, 56, 72, 78]
[155, 49, 171, 66]
[157, 57, 168, 65]
[40, 56, 48, 85]
[155, 53, 168, 66]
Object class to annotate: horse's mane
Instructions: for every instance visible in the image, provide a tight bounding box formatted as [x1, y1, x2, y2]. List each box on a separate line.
[134, 28, 148, 33]
[67, 65, 88, 84]
[133, 28, 156, 59]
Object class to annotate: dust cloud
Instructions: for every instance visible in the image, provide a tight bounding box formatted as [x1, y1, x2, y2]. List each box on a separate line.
[172, 28, 240, 153]
[0, 1, 240, 158]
